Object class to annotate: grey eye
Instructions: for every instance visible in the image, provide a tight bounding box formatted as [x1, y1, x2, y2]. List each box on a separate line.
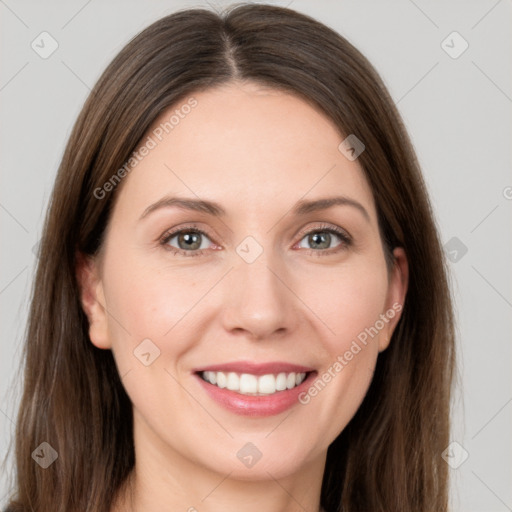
[167, 231, 211, 251]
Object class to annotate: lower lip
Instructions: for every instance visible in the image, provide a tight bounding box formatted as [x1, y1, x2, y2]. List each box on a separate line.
[194, 372, 317, 417]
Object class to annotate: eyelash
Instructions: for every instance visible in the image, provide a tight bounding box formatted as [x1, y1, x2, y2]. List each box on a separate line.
[159, 223, 352, 258]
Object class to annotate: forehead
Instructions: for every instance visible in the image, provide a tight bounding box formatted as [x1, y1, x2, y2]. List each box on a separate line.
[113, 81, 376, 223]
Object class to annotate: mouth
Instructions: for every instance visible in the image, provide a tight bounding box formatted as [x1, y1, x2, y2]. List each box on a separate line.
[197, 370, 311, 396]
[192, 361, 317, 417]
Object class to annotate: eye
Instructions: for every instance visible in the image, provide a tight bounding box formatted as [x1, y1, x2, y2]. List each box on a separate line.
[160, 226, 216, 257]
[296, 224, 352, 255]
[159, 223, 352, 258]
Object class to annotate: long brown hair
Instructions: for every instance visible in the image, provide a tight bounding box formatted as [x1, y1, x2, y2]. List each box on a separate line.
[3, 3, 455, 511]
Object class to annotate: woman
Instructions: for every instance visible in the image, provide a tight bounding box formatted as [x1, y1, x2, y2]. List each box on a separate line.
[3, 3, 455, 511]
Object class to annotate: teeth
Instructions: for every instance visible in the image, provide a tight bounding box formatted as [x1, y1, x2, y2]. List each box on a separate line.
[258, 374, 275, 394]
[275, 373, 287, 391]
[200, 371, 308, 395]
[239, 373, 258, 393]
[216, 371, 226, 388]
[226, 372, 239, 391]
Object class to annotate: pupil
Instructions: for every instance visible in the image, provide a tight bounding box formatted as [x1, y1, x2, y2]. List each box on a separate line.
[310, 232, 330, 249]
[179, 232, 200, 250]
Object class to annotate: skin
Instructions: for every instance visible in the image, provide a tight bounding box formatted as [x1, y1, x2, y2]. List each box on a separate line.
[78, 80, 408, 512]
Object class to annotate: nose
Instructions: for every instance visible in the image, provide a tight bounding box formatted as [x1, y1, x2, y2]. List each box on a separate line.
[220, 251, 298, 341]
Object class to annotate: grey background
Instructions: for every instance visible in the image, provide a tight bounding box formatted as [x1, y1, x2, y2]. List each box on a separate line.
[1, 0, 511, 510]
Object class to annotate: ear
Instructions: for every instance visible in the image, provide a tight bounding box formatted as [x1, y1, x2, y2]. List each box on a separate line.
[378, 247, 409, 352]
[76, 252, 111, 349]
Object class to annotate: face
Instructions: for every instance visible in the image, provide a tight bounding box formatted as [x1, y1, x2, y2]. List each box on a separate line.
[79, 80, 408, 481]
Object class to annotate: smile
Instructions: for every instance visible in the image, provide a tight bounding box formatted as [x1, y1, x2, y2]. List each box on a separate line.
[199, 370, 308, 395]
[193, 361, 317, 417]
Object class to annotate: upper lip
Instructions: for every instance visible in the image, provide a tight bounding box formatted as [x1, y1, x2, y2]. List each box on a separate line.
[193, 360, 316, 376]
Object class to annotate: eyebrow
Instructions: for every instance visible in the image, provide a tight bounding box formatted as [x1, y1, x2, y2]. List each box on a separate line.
[293, 197, 370, 222]
[139, 195, 370, 222]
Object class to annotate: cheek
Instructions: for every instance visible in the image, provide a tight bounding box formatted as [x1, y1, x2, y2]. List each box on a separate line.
[295, 259, 389, 353]
[101, 252, 221, 368]
[99, 258, 213, 424]
[291, 261, 388, 443]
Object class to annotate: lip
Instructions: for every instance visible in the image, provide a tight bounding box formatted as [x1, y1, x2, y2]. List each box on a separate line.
[192, 360, 315, 376]
[193, 362, 317, 417]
